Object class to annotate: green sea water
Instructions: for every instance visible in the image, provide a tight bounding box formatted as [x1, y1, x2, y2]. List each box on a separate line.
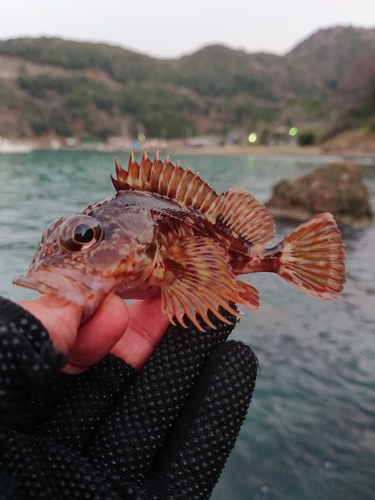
[1, 150, 375, 499]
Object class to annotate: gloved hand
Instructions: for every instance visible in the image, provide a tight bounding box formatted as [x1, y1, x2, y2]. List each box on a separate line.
[0, 296, 258, 499]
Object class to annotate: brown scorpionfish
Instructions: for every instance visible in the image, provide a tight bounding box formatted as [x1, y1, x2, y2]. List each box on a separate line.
[14, 151, 345, 330]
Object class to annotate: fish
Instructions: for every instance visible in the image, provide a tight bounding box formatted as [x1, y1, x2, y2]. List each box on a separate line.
[13, 151, 345, 331]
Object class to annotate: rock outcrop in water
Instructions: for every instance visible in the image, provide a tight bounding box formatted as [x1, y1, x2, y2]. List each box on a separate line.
[265, 162, 373, 227]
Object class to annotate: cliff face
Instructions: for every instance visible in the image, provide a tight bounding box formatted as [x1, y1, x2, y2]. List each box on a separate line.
[265, 163, 373, 227]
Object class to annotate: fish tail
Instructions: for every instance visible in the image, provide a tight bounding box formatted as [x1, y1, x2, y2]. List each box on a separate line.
[277, 213, 345, 300]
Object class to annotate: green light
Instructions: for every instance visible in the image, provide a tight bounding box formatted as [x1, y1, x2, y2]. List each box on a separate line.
[248, 132, 257, 143]
[138, 132, 146, 142]
[289, 127, 298, 136]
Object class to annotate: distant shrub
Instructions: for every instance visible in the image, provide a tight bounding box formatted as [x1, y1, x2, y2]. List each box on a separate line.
[0, 81, 18, 108]
[142, 113, 196, 138]
[365, 116, 375, 133]
[298, 131, 315, 146]
[30, 121, 49, 135]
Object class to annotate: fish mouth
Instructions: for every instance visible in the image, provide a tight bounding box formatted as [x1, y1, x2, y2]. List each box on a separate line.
[13, 266, 118, 322]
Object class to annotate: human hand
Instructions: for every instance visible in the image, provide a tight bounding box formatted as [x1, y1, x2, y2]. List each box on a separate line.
[19, 295, 170, 373]
[0, 296, 257, 499]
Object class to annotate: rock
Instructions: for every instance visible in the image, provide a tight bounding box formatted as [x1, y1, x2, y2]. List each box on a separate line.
[265, 162, 373, 226]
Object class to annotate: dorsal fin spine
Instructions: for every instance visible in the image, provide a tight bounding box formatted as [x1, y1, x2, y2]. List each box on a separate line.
[183, 171, 200, 205]
[128, 150, 135, 167]
[159, 160, 174, 195]
[191, 179, 208, 208]
[140, 150, 153, 189]
[128, 154, 140, 186]
[175, 167, 191, 203]
[200, 191, 218, 212]
[114, 157, 128, 186]
[141, 149, 149, 163]
[167, 165, 181, 198]
[150, 157, 163, 192]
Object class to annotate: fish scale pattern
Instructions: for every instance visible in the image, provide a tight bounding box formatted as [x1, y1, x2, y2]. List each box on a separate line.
[0, 296, 258, 499]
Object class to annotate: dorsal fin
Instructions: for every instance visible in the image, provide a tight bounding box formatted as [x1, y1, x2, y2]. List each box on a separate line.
[204, 186, 275, 245]
[111, 150, 274, 245]
[111, 150, 218, 211]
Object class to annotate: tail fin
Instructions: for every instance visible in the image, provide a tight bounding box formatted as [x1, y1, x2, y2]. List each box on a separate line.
[278, 213, 345, 301]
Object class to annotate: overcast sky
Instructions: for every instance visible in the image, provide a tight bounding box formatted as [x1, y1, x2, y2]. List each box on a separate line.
[1, 0, 374, 58]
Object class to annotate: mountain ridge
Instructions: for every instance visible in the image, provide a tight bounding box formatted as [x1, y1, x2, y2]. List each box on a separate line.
[0, 26, 374, 141]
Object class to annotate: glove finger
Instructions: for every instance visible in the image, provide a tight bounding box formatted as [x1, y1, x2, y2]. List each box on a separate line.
[148, 340, 258, 499]
[29, 355, 136, 451]
[0, 298, 67, 429]
[89, 309, 238, 482]
[0, 429, 123, 500]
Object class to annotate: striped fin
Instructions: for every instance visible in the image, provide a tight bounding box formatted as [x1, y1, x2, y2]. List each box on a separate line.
[278, 213, 345, 300]
[111, 150, 218, 211]
[204, 186, 275, 245]
[111, 150, 274, 246]
[152, 237, 251, 331]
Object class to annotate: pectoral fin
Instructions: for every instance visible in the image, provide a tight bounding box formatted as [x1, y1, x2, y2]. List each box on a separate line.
[150, 237, 252, 331]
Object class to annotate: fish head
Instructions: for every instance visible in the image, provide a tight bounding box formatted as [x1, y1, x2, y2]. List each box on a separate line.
[13, 199, 158, 322]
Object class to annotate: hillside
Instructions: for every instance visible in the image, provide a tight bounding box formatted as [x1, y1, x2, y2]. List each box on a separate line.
[0, 26, 374, 142]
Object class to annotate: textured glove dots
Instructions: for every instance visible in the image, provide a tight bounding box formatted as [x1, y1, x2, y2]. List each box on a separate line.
[0, 297, 257, 499]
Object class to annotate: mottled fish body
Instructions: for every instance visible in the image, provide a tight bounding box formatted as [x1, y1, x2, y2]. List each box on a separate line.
[14, 151, 345, 330]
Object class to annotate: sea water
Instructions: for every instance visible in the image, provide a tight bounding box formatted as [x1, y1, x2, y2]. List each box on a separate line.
[0, 150, 374, 500]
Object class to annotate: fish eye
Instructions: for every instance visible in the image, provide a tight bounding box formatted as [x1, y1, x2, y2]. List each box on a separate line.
[58, 215, 103, 253]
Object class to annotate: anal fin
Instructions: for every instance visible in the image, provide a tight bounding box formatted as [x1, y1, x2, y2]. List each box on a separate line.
[236, 278, 259, 312]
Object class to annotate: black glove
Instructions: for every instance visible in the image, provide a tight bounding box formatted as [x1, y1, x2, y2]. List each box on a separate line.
[0, 296, 258, 499]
